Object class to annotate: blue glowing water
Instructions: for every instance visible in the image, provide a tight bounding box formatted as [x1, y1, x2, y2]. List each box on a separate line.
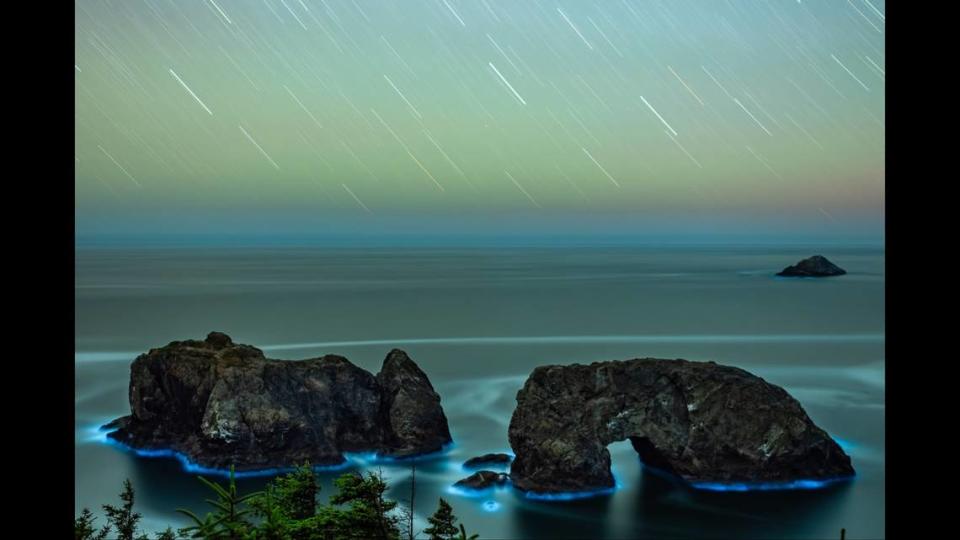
[75, 246, 885, 539]
[446, 483, 506, 499]
[481, 500, 500, 512]
[101, 430, 458, 478]
[522, 485, 621, 501]
[103, 437, 354, 478]
[689, 477, 855, 492]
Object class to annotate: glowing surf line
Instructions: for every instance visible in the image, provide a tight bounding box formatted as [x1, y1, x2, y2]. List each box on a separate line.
[98, 428, 454, 478]
[446, 484, 504, 499]
[481, 500, 500, 512]
[447, 472, 624, 501]
[103, 437, 351, 478]
[523, 486, 619, 500]
[640, 459, 855, 493]
[689, 476, 854, 492]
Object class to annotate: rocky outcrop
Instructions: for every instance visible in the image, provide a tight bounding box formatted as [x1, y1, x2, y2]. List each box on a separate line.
[777, 255, 846, 277]
[453, 470, 510, 490]
[508, 358, 854, 494]
[463, 453, 513, 469]
[104, 332, 452, 471]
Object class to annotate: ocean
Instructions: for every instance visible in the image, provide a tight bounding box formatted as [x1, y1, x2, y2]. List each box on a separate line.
[75, 245, 884, 539]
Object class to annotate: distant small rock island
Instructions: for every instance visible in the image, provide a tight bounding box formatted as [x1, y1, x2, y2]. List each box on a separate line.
[508, 358, 854, 494]
[777, 255, 846, 277]
[103, 332, 452, 471]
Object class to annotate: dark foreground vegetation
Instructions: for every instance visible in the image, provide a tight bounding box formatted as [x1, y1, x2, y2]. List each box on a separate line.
[75, 464, 478, 540]
[75, 462, 852, 540]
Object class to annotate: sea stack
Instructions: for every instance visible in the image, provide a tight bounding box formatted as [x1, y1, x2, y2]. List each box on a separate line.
[776, 255, 846, 277]
[508, 358, 854, 494]
[103, 332, 452, 471]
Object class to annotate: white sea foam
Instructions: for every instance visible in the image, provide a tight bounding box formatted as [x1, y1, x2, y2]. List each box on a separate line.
[75, 334, 884, 363]
[257, 334, 883, 352]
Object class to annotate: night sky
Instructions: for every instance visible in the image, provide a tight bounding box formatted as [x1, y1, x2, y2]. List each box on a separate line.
[74, 1, 884, 242]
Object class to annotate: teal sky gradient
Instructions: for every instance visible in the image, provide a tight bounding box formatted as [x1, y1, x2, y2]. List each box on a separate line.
[75, 0, 885, 242]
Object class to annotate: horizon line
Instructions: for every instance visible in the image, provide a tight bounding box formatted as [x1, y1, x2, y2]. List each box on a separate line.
[74, 333, 885, 363]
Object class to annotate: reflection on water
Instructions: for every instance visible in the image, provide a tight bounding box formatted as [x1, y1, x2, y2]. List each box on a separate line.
[76, 246, 884, 539]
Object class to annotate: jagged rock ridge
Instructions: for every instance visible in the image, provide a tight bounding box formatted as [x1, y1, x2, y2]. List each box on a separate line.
[104, 332, 452, 471]
[508, 358, 854, 493]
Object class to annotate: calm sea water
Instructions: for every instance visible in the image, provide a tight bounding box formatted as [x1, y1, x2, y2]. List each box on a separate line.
[75, 245, 884, 539]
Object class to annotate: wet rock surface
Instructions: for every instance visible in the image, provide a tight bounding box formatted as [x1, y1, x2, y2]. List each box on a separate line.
[508, 358, 854, 494]
[105, 332, 452, 471]
[463, 453, 513, 469]
[454, 470, 511, 490]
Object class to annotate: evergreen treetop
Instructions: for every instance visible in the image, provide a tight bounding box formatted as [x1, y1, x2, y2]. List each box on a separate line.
[422, 498, 459, 540]
[76, 464, 478, 540]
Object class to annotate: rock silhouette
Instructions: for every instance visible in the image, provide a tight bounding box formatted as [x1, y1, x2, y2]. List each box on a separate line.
[508, 358, 854, 494]
[104, 333, 451, 471]
[463, 453, 513, 469]
[777, 255, 847, 277]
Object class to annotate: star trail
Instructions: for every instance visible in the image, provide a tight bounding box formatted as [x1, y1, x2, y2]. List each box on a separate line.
[75, 0, 884, 240]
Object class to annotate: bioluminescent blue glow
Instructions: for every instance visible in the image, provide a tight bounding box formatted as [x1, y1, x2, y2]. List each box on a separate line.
[521, 474, 623, 501]
[522, 485, 620, 501]
[104, 438, 341, 477]
[343, 442, 454, 466]
[446, 482, 509, 499]
[447, 475, 623, 502]
[833, 437, 856, 453]
[99, 428, 454, 478]
[343, 441, 456, 465]
[448, 479, 624, 503]
[689, 476, 855, 492]
[103, 437, 353, 478]
[640, 458, 854, 492]
[80, 423, 112, 444]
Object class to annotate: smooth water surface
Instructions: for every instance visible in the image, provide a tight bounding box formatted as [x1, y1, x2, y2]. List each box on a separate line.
[75, 245, 884, 539]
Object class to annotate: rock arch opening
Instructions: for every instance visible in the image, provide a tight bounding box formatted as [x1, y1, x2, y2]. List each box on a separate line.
[508, 358, 854, 494]
[627, 436, 678, 475]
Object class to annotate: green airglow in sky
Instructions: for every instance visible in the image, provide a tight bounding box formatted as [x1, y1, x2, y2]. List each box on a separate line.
[75, 0, 884, 241]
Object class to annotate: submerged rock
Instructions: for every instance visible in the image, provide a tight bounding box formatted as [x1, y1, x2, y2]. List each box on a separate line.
[454, 470, 510, 490]
[104, 332, 452, 471]
[508, 358, 854, 494]
[776, 255, 846, 277]
[463, 453, 513, 469]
